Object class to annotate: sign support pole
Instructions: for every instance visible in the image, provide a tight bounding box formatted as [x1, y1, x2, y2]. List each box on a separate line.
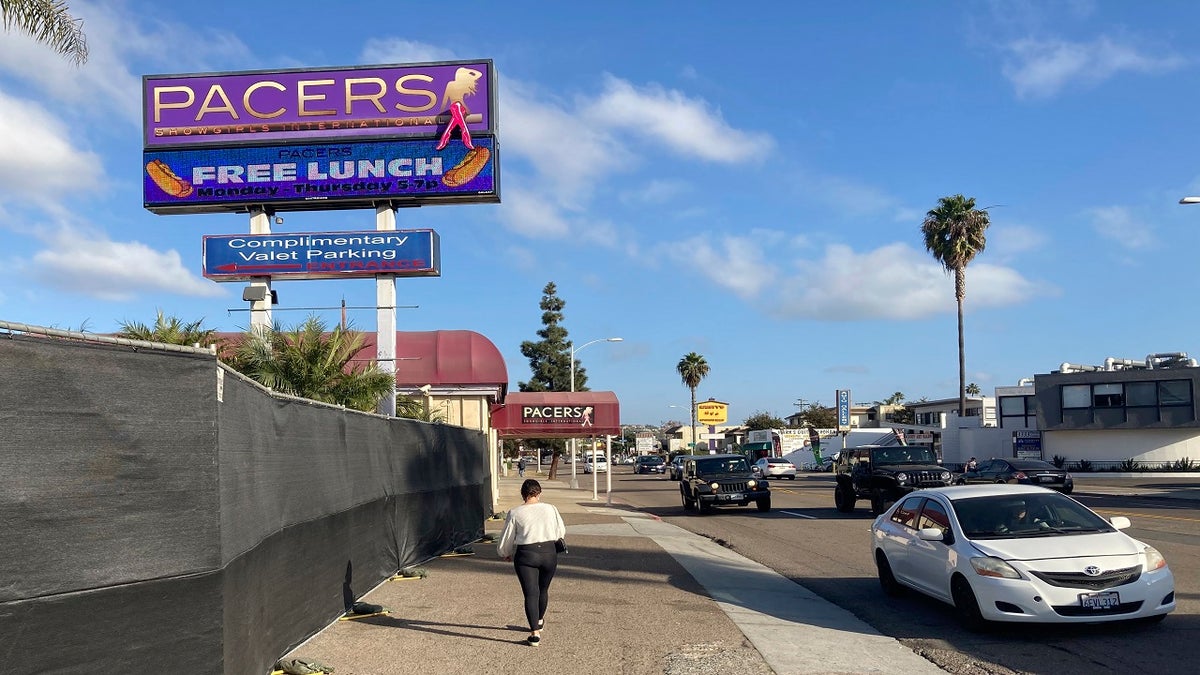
[248, 208, 274, 332]
[375, 205, 398, 417]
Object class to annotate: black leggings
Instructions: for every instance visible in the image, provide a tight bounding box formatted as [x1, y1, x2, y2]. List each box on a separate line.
[513, 541, 558, 631]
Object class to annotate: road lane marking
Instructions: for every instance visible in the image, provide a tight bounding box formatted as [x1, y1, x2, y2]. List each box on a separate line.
[1094, 508, 1200, 523]
[780, 510, 817, 519]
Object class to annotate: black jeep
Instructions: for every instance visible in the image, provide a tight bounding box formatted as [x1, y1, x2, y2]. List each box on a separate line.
[680, 454, 771, 514]
[833, 444, 952, 515]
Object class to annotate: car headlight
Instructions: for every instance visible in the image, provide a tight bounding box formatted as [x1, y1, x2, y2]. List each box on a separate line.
[747, 479, 757, 488]
[895, 472, 908, 484]
[970, 556, 1022, 579]
[1145, 545, 1168, 571]
[710, 482, 720, 491]
[940, 471, 952, 481]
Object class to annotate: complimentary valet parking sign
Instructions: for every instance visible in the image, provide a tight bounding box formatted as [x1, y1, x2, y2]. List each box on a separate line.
[202, 229, 440, 281]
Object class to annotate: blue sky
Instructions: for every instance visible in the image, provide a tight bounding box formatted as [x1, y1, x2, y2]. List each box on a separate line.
[2, 1, 1199, 426]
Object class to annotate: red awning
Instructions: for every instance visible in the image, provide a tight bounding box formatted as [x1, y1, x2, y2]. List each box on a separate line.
[356, 330, 507, 391]
[491, 392, 620, 438]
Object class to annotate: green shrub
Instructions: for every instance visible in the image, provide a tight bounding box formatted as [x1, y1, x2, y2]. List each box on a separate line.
[1051, 455, 1067, 468]
[1172, 457, 1195, 471]
[1072, 459, 1093, 472]
[1118, 457, 1141, 472]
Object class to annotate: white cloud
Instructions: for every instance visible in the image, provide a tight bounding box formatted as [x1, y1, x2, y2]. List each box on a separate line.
[360, 38, 458, 65]
[772, 242, 1044, 321]
[986, 223, 1049, 260]
[495, 74, 772, 241]
[663, 234, 779, 298]
[24, 225, 222, 301]
[1087, 205, 1155, 250]
[1002, 36, 1186, 99]
[584, 75, 774, 162]
[497, 187, 571, 238]
[0, 0, 252, 127]
[0, 91, 103, 203]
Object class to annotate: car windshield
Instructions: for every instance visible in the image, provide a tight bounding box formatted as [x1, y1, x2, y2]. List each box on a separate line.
[696, 457, 750, 475]
[640, 457, 663, 464]
[873, 447, 939, 465]
[952, 493, 1115, 539]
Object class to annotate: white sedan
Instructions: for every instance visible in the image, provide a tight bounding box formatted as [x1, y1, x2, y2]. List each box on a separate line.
[753, 457, 797, 480]
[870, 484, 1174, 630]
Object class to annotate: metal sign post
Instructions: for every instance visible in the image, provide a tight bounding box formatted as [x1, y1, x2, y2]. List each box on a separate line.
[376, 205, 397, 417]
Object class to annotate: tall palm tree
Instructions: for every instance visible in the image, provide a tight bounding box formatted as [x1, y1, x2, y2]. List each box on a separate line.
[676, 352, 709, 449]
[117, 310, 218, 347]
[1, 0, 88, 64]
[921, 194, 990, 418]
[225, 316, 396, 412]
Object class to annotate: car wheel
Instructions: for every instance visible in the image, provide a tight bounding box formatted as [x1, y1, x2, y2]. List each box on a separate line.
[951, 576, 989, 632]
[834, 484, 855, 513]
[697, 498, 711, 514]
[1062, 485, 1074, 495]
[681, 489, 695, 511]
[756, 496, 771, 512]
[870, 488, 888, 515]
[875, 551, 904, 597]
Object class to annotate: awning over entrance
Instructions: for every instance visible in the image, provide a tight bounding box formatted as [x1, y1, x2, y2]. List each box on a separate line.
[490, 392, 620, 438]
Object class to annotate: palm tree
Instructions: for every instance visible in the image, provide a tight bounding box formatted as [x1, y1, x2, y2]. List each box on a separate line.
[1, 0, 88, 64]
[921, 194, 990, 417]
[225, 316, 396, 412]
[676, 352, 709, 449]
[396, 395, 446, 423]
[117, 310, 218, 347]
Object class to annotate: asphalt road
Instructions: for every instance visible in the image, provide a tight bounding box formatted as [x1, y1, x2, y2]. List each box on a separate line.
[608, 466, 1200, 675]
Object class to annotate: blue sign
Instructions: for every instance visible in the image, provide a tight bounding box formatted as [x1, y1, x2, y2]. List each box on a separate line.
[202, 229, 439, 281]
[837, 389, 851, 429]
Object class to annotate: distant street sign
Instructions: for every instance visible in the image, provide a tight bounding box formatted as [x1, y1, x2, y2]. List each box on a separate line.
[202, 228, 439, 281]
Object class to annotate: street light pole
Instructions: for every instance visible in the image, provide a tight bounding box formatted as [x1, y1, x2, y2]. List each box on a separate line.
[568, 336, 623, 490]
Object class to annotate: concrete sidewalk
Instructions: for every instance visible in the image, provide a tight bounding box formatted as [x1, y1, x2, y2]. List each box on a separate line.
[281, 472, 946, 674]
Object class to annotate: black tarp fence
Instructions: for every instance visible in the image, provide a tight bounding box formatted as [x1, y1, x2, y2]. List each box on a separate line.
[0, 328, 489, 673]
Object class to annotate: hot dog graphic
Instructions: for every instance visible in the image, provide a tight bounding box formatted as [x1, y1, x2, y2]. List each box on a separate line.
[146, 159, 193, 198]
[442, 146, 490, 187]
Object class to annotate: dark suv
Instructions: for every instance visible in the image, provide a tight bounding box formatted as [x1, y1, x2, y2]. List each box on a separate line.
[680, 454, 771, 513]
[834, 444, 952, 515]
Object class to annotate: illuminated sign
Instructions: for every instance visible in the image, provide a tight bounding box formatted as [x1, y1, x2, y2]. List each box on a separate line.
[202, 229, 439, 281]
[144, 137, 497, 214]
[696, 400, 729, 425]
[143, 60, 495, 148]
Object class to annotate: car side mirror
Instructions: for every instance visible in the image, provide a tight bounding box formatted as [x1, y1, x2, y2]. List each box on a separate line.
[917, 527, 952, 545]
[1109, 516, 1131, 530]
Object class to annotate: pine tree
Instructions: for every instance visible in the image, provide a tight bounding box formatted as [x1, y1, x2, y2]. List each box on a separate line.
[517, 282, 576, 476]
[519, 282, 582, 392]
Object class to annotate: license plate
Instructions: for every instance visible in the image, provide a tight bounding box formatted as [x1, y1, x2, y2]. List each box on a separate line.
[721, 493, 744, 501]
[1080, 591, 1119, 609]
[1038, 475, 1055, 482]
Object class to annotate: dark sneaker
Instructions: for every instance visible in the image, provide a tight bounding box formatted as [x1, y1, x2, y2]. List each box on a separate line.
[526, 635, 541, 646]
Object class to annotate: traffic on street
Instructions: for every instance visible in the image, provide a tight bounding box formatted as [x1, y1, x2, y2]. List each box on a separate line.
[602, 462, 1200, 675]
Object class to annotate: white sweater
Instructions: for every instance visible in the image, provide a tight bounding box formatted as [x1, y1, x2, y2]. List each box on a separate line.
[496, 501, 566, 558]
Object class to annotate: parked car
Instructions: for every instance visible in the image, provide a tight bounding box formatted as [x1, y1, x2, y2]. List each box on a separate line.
[753, 457, 797, 480]
[954, 458, 1073, 494]
[634, 455, 666, 474]
[870, 484, 1175, 630]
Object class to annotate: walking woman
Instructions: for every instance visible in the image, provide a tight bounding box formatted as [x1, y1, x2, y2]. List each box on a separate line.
[496, 479, 566, 646]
